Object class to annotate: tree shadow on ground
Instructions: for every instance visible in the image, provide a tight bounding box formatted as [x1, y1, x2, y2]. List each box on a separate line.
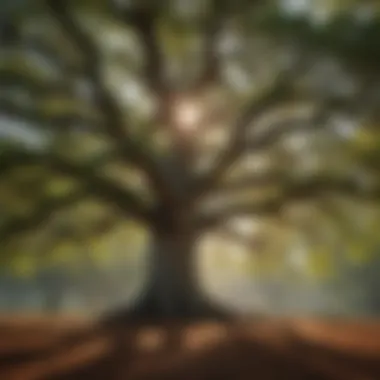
[1, 316, 380, 380]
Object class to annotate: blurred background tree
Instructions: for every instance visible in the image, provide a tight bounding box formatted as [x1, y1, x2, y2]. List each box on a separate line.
[0, 0, 380, 320]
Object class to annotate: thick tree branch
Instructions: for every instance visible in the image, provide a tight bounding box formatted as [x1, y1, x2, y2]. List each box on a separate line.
[0, 189, 126, 245]
[0, 98, 101, 131]
[118, 6, 165, 96]
[0, 190, 86, 244]
[212, 172, 283, 195]
[191, 89, 346, 204]
[195, 0, 226, 89]
[45, 0, 176, 205]
[196, 176, 380, 230]
[44, 0, 131, 139]
[0, 150, 152, 223]
[241, 100, 334, 152]
[189, 77, 295, 200]
[0, 69, 72, 97]
[45, 217, 123, 259]
[196, 0, 266, 89]
[115, 5, 176, 151]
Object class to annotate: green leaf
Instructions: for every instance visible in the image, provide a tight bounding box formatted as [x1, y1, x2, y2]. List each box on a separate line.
[346, 242, 373, 264]
[8, 254, 38, 279]
[306, 249, 335, 279]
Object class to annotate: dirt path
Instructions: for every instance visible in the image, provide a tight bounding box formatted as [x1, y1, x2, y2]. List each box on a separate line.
[1, 316, 380, 380]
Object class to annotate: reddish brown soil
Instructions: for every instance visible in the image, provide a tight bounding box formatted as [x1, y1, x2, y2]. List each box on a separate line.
[1, 314, 380, 380]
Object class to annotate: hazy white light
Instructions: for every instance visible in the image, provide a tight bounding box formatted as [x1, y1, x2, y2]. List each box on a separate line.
[240, 154, 271, 173]
[224, 65, 252, 93]
[0, 117, 50, 149]
[331, 116, 357, 140]
[203, 129, 227, 147]
[288, 241, 308, 270]
[355, 5, 376, 23]
[218, 31, 242, 56]
[173, 98, 203, 133]
[228, 243, 249, 265]
[284, 133, 310, 152]
[228, 217, 260, 237]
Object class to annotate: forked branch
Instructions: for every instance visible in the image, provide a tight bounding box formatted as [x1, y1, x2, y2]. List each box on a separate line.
[44, 0, 175, 205]
[118, 5, 165, 96]
[196, 176, 380, 230]
[190, 74, 297, 201]
[195, 0, 227, 89]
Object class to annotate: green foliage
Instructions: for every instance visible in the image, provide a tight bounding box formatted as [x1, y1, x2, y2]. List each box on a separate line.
[0, 216, 149, 278]
[1, 0, 380, 284]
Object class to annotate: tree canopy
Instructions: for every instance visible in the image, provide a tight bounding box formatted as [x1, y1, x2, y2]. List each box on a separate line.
[1, 0, 380, 283]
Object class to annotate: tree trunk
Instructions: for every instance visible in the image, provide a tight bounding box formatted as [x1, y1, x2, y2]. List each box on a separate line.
[104, 228, 232, 323]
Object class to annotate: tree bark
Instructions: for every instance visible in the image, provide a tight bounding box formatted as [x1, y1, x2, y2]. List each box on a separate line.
[103, 228, 232, 324]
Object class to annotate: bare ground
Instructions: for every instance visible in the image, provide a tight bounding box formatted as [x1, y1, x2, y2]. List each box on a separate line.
[1, 314, 380, 380]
